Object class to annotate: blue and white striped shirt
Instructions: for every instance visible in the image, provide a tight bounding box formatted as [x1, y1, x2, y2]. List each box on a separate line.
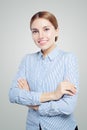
[9, 46, 79, 130]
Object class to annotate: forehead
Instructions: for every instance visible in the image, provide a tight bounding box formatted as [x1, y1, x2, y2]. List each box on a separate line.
[31, 18, 53, 28]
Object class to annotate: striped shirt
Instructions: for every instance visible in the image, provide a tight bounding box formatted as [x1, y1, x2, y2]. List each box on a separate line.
[9, 46, 79, 130]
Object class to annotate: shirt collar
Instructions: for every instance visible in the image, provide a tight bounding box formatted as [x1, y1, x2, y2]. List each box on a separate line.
[38, 45, 60, 61]
[48, 46, 60, 61]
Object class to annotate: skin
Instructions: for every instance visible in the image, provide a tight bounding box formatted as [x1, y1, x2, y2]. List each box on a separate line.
[18, 18, 77, 110]
[31, 18, 58, 57]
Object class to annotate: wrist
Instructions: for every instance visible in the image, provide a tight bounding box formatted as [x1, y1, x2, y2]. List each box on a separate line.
[50, 92, 58, 101]
[52, 91, 62, 100]
[40, 92, 57, 102]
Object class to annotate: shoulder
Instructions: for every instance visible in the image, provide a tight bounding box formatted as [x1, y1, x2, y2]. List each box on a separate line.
[61, 50, 78, 65]
[65, 52, 77, 60]
[58, 48, 78, 63]
[21, 51, 40, 63]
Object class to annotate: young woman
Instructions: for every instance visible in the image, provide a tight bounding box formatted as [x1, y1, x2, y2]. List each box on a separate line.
[9, 11, 79, 130]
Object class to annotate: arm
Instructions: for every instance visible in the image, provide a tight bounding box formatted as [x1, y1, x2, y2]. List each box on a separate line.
[9, 55, 41, 106]
[29, 81, 76, 111]
[38, 53, 79, 116]
[9, 54, 75, 107]
[18, 79, 76, 105]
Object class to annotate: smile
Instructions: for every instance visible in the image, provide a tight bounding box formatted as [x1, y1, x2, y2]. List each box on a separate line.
[38, 40, 48, 45]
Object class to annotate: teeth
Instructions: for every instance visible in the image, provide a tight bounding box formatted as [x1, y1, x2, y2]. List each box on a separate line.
[39, 40, 47, 43]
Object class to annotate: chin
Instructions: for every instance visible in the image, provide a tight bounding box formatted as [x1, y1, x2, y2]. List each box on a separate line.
[40, 46, 49, 51]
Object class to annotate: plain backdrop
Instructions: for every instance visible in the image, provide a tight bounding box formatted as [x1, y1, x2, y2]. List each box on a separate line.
[0, 0, 87, 130]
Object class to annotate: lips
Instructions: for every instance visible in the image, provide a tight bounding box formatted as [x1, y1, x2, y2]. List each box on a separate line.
[38, 40, 48, 46]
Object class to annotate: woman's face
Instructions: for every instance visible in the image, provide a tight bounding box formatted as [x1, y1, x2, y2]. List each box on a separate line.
[31, 18, 58, 51]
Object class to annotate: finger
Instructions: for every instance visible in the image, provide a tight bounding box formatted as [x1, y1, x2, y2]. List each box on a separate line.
[17, 82, 22, 88]
[63, 82, 76, 90]
[66, 87, 76, 94]
[18, 80, 24, 88]
[20, 79, 28, 86]
[23, 79, 30, 90]
[18, 79, 30, 91]
[70, 87, 77, 94]
[63, 82, 74, 87]
[66, 86, 76, 93]
[65, 90, 75, 96]
[23, 80, 28, 86]
[18, 82, 23, 88]
[60, 81, 72, 87]
[63, 84, 77, 95]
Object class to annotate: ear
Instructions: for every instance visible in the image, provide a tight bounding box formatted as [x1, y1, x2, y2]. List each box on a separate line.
[55, 28, 59, 37]
[55, 28, 59, 41]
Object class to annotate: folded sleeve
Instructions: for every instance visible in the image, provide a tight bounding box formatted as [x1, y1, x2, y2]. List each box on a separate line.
[38, 53, 79, 116]
[9, 55, 41, 106]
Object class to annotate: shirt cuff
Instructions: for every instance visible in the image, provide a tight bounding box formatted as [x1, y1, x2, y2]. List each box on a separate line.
[38, 101, 60, 116]
[17, 90, 42, 106]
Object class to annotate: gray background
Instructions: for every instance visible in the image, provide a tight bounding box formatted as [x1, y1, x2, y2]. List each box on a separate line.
[0, 0, 87, 129]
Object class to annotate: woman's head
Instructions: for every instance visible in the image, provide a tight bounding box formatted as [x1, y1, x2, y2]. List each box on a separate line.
[30, 11, 58, 42]
[30, 11, 58, 52]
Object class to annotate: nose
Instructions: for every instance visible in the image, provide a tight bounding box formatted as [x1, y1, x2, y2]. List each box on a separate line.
[39, 31, 44, 38]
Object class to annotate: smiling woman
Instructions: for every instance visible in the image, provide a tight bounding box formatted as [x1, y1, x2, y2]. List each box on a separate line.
[30, 11, 58, 55]
[30, 18, 58, 56]
[9, 11, 79, 130]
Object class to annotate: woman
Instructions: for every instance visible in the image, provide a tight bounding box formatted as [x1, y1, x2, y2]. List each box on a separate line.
[9, 11, 79, 130]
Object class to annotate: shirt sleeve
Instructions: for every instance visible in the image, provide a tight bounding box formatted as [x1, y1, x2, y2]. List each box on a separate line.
[9, 55, 41, 106]
[38, 53, 79, 116]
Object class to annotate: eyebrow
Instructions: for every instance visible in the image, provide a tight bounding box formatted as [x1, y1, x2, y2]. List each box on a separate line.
[31, 28, 38, 31]
[31, 26, 51, 31]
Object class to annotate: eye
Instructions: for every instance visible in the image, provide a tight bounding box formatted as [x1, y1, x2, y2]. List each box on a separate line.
[44, 28, 50, 31]
[32, 30, 39, 34]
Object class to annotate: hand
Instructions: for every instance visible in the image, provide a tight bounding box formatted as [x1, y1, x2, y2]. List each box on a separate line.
[53, 81, 76, 100]
[18, 79, 30, 91]
[28, 105, 39, 111]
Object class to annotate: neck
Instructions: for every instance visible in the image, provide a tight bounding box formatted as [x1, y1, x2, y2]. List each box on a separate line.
[42, 44, 56, 57]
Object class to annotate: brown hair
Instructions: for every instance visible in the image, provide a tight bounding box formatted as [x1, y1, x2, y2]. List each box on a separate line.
[30, 11, 58, 41]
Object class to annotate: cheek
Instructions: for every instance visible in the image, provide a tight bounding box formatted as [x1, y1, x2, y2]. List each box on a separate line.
[32, 35, 37, 42]
[32, 35, 39, 45]
[46, 33, 54, 43]
[47, 31, 53, 37]
[47, 32, 56, 41]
